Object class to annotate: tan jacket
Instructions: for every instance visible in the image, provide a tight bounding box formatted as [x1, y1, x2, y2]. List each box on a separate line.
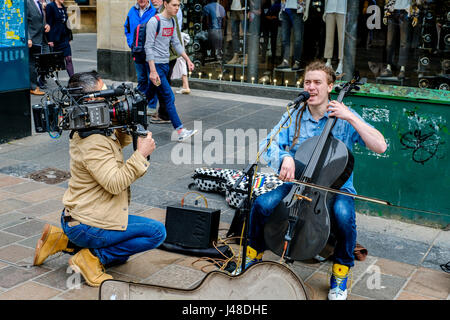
[63, 130, 149, 230]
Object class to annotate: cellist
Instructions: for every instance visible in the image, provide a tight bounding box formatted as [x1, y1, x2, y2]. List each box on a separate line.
[233, 61, 387, 300]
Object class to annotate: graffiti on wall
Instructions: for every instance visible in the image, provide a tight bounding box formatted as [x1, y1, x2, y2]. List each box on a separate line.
[399, 108, 446, 165]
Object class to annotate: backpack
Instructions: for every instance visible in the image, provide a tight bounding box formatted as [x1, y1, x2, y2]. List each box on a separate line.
[131, 15, 175, 64]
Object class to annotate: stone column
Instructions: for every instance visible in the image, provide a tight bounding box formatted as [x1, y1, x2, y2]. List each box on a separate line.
[97, 0, 136, 81]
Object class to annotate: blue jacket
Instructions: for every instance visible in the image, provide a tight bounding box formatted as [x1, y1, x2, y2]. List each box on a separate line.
[124, 4, 156, 49]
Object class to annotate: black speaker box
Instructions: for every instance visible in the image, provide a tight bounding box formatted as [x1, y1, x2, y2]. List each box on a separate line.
[164, 205, 221, 249]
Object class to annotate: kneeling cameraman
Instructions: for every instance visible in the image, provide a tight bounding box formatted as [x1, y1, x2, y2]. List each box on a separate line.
[33, 71, 166, 287]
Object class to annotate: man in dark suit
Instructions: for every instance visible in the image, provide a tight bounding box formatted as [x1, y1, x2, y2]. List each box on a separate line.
[27, 0, 50, 95]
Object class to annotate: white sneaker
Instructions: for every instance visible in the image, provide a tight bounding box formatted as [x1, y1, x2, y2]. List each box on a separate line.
[178, 129, 198, 142]
[328, 286, 348, 300]
[176, 88, 191, 94]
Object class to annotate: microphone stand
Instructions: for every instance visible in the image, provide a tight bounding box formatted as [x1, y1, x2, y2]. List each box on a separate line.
[232, 99, 306, 273]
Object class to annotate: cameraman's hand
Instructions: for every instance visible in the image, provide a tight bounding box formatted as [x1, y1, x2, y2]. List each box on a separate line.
[137, 131, 156, 158]
[48, 42, 54, 47]
[28, 40, 32, 48]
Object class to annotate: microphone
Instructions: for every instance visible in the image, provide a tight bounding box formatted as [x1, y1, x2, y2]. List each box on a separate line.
[287, 91, 310, 108]
[83, 87, 125, 99]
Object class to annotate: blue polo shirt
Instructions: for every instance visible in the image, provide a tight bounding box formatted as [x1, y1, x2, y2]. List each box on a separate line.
[261, 104, 371, 195]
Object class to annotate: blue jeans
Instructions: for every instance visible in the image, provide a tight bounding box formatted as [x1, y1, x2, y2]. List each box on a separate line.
[280, 9, 304, 62]
[148, 63, 183, 130]
[61, 212, 166, 266]
[134, 61, 157, 110]
[249, 184, 357, 268]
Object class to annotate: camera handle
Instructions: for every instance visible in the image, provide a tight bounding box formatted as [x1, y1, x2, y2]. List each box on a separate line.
[132, 124, 150, 161]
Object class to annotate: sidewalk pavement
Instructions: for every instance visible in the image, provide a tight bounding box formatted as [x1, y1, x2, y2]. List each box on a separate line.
[0, 88, 449, 300]
[0, 34, 447, 300]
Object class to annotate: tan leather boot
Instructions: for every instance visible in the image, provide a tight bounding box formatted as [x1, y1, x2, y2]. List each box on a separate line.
[30, 87, 45, 95]
[33, 224, 73, 266]
[69, 248, 113, 287]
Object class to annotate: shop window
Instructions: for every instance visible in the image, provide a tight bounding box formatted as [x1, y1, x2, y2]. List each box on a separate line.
[180, 0, 449, 91]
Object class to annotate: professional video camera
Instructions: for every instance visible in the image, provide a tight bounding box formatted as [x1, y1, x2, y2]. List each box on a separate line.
[31, 51, 148, 139]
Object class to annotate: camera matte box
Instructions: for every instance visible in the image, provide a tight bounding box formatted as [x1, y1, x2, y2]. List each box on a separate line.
[164, 205, 220, 249]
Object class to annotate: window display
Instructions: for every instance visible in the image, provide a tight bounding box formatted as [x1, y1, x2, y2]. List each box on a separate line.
[180, 0, 449, 91]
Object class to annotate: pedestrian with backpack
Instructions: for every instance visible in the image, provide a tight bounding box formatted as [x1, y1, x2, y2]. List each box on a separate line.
[145, 0, 197, 142]
[124, 0, 157, 115]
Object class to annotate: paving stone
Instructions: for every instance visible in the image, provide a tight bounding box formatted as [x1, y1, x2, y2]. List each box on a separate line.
[304, 272, 329, 300]
[0, 281, 61, 300]
[421, 245, 450, 272]
[396, 291, 439, 300]
[403, 267, 450, 299]
[0, 230, 24, 247]
[137, 207, 166, 223]
[2, 181, 49, 194]
[109, 248, 185, 279]
[356, 213, 441, 244]
[289, 263, 318, 282]
[0, 211, 28, 229]
[374, 258, 417, 278]
[0, 198, 32, 215]
[348, 293, 372, 300]
[0, 190, 15, 201]
[143, 264, 205, 289]
[12, 186, 65, 203]
[0, 158, 22, 170]
[128, 202, 152, 215]
[356, 228, 430, 266]
[0, 162, 44, 178]
[0, 244, 34, 263]
[433, 230, 450, 248]
[56, 283, 99, 300]
[34, 266, 82, 291]
[17, 199, 64, 217]
[20, 252, 70, 270]
[17, 234, 41, 249]
[351, 272, 407, 300]
[3, 219, 47, 238]
[0, 174, 26, 188]
[37, 212, 63, 226]
[0, 265, 51, 289]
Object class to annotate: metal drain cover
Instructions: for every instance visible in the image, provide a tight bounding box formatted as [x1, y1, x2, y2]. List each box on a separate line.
[26, 168, 71, 184]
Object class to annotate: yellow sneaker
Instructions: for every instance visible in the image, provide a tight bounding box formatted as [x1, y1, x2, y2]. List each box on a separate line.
[328, 263, 349, 300]
[232, 246, 263, 275]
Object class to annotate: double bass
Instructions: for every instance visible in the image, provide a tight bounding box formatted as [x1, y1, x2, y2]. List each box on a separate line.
[264, 75, 362, 262]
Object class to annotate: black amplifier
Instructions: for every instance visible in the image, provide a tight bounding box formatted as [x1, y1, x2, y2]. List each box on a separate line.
[164, 204, 221, 249]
